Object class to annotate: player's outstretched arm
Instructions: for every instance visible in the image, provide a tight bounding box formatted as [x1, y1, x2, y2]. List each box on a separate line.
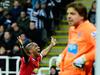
[17, 36, 29, 63]
[41, 37, 56, 57]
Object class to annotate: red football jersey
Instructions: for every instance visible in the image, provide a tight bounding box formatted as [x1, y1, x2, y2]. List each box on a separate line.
[19, 54, 42, 75]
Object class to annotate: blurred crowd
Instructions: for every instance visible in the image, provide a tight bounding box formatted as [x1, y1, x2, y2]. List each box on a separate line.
[0, 0, 75, 56]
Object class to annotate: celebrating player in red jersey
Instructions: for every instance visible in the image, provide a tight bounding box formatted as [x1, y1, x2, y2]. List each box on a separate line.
[17, 36, 56, 75]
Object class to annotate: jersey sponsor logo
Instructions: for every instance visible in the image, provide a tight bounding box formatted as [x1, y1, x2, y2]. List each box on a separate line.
[68, 44, 78, 54]
[32, 58, 35, 61]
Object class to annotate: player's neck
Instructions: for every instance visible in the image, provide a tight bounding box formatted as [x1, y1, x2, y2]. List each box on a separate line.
[74, 20, 84, 29]
[32, 54, 39, 59]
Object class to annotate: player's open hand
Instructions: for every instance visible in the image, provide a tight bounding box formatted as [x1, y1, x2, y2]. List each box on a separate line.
[17, 36, 23, 45]
[50, 36, 56, 46]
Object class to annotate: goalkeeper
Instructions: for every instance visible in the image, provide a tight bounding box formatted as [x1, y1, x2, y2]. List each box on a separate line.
[17, 36, 56, 75]
[56, 2, 96, 75]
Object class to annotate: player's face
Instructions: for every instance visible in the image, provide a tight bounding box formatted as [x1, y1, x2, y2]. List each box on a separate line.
[30, 43, 40, 57]
[67, 7, 84, 26]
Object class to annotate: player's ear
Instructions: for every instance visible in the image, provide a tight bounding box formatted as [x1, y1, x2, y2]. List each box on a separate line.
[29, 49, 33, 54]
[81, 16, 84, 20]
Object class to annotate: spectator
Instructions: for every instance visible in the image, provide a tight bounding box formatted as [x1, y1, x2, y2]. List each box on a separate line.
[1, 30, 16, 56]
[0, 44, 6, 55]
[0, 24, 5, 42]
[56, 2, 96, 75]
[0, 7, 5, 24]
[32, 0, 39, 9]
[88, 1, 96, 25]
[47, 0, 75, 30]
[10, 22, 23, 39]
[25, 21, 39, 43]
[0, 44, 6, 71]
[9, 0, 22, 22]
[32, 2, 42, 29]
[0, 24, 5, 56]
[3, 11, 13, 29]
[22, 0, 33, 12]
[50, 65, 58, 75]
[41, 1, 54, 38]
[18, 33, 31, 46]
[32, 2, 48, 49]
[17, 11, 30, 32]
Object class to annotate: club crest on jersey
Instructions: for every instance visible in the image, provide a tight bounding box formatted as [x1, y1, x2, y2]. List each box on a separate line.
[68, 44, 78, 54]
[91, 31, 96, 38]
[78, 32, 82, 38]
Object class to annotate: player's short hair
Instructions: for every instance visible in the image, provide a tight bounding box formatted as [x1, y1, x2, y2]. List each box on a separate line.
[66, 2, 88, 20]
[25, 42, 37, 51]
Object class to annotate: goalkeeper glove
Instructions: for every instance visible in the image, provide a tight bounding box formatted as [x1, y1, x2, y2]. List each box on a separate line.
[56, 54, 63, 67]
[73, 55, 86, 68]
